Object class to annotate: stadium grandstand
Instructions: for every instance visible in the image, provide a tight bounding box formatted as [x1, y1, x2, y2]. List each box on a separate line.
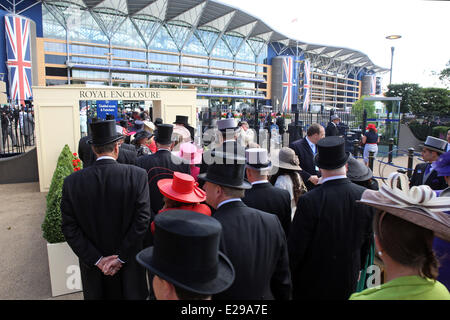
[0, 0, 389, 115]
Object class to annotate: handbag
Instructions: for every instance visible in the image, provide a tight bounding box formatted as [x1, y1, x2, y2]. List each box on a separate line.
[355, 238, 375, 292]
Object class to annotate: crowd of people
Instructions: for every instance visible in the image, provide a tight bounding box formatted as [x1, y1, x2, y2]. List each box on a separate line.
[64, 114, 450, 301]
[0, 104, 35, 150]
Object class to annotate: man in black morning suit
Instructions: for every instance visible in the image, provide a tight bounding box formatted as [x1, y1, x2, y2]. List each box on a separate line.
[289, 123, 325, 191]
[242, 148, 291, 237]
[288, 136, 374, 300]
[78, 118, 137, 167]
[61, 120, 151, 299]
[136, 123, 190, 245]
[199, 154, 291, 300]
[410, 136, 448, 190]
[325, 114, 340, 137]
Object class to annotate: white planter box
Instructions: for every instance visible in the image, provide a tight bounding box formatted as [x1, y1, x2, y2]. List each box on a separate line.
[46, 242, 83, 297]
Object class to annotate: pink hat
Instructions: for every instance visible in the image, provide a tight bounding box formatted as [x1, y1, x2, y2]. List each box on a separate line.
[178, 142, 203, 164]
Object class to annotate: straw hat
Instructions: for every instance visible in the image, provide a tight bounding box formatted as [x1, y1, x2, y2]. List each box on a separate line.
[271, 147, 302, 171]
[358, 172, 450, 241]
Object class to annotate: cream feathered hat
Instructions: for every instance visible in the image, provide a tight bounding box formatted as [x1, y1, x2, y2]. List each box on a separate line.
[358, 172, 450, 241]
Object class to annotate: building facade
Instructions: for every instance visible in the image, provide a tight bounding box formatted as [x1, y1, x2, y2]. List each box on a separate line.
[0, 0, 387, 115]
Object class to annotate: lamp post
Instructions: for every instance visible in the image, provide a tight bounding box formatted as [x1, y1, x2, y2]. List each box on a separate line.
[385, 35, 402, 86]
[105, 52, 113, 86]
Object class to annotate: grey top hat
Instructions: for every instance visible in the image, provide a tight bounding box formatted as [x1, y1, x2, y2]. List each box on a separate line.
[245, 148, 272, 171]
[421, 136, 448, 154]
[347, 154, 373, 181]
[331, 115, 340, 121]
[217, 119, 237, 131]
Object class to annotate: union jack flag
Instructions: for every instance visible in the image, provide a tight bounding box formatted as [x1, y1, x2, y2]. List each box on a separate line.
[302, 60, 311, 112]
[5, 15, 33, 103]
[282, 57, 294, 113]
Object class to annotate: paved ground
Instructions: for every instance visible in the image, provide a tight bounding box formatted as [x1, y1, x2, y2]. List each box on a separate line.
[0, 182, 82, 300]
[0, 155, 418, 300]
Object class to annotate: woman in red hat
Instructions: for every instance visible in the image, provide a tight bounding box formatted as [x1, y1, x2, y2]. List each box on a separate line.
[361, 123, 380, 166]
[151, 172, 211, 233]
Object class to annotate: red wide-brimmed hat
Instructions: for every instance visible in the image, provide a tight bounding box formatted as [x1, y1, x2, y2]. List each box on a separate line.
[366, 123, 377, 132]
[157, 172, 206, 203]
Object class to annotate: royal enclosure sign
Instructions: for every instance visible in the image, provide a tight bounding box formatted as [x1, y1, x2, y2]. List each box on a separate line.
[79, 90, 161, 100]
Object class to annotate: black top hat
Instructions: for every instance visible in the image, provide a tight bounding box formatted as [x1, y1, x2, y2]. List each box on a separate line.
[131, 120, 144, 132]
[136, 210, 235, 295]
[88, 120, 124, 146]
[134, 130, 153, 142]
[314, 136, 350, 170]
[198, 158, 251, 190]
[173, 115, 189, 126]
[155, 124, 173, 145]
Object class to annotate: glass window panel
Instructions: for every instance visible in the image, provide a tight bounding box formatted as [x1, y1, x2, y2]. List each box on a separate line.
[181, 56, 208, 67]
[183, 33, 208, 56]
[43, 5, 66, 40]
[45, 54, 67, 64]
[44, 42, 67, 53]
[166, 22, 192, 51]
[211, 38, 233, 59]
[111, 18, 146, 49]
[196, 28, 220, 53]
[236, 41, 255, 62]
[68, 10, 108, 44]
[131, 16, 160, 46]
[223, 34, 243, 56]
[149, 26, 178, 52]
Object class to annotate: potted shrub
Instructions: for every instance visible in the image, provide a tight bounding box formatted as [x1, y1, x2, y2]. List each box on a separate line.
[41, 145, 83, 297]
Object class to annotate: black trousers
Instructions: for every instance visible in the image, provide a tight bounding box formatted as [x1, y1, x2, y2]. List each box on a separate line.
[79, 259, 148, 300]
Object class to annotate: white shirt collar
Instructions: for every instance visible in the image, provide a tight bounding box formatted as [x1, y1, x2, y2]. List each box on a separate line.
[96, 156, 116, 161]
[157, 148, 171, 152]
[251, 180, 269, 185]
[319, 175, 347, 184]
[217, 198, 241, 209]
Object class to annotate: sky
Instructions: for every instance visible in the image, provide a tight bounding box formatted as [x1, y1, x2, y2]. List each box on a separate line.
[220, 0, 449, 91]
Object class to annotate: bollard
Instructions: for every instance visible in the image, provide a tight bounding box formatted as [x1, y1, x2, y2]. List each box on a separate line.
[368, 151, 375, 171]
[353, 139, 360, 157]
[388, 138, 394, 163]
[407, 148, 414, 179]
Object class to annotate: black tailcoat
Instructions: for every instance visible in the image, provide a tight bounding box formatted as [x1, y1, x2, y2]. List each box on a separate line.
[289, 138, 319, 191]
[325, 122, 339, 137]
[287, 178, 374, 300]
[242, 182, 292, 237]
[410, 162, 447, 190]
[78, 136, 94, 167]
[61, 159, 151, 299]
[78, 140, 136, 167]
[136, 149, 190, 245]
[213, 201, 291, 300]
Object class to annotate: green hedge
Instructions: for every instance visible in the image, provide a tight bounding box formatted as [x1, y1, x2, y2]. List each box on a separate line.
[408, 123, 433, 141]
[41, 144, 76, 243]
[432, 126, 450, 140]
